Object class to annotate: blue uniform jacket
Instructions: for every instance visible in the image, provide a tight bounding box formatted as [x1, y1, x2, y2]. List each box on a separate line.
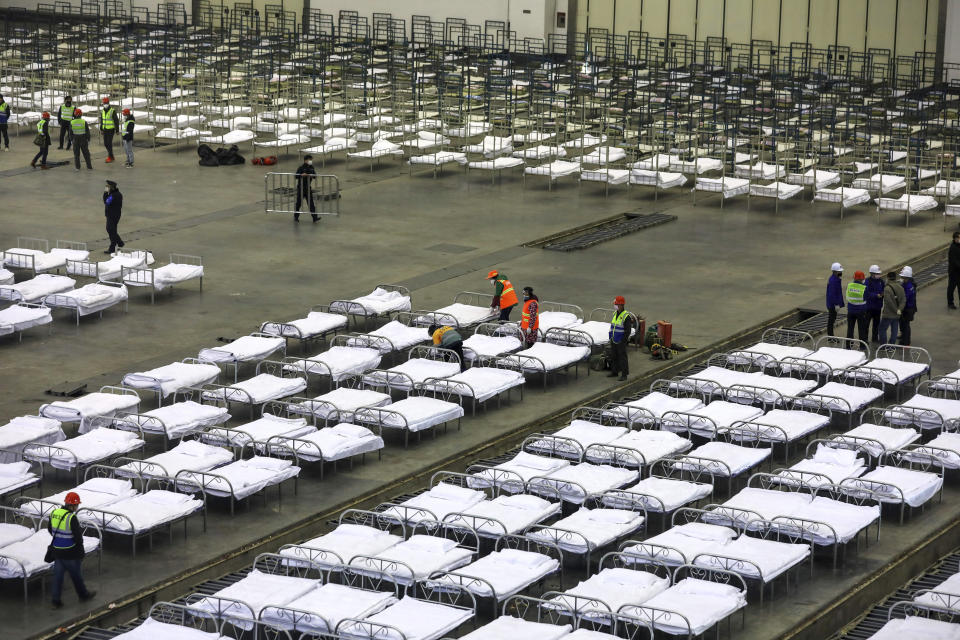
[865, 277, 884, 311]
[826, 275, 844, 309]
[903, 281, 917, 311]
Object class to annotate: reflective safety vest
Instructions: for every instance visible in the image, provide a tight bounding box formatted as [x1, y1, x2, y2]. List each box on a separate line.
[71, 117, 87, 136]
[37, 120, 46, 135]
[496, 277, 518, 308]
[101, 106, 116, 130]
[59, 104, 74, 120]
[846, 281, 866, 306]
[609, 310, 630, 343]
[49, 508, 76, 549]
[432, 325, 455, 345]
[521, 299, 539, 331]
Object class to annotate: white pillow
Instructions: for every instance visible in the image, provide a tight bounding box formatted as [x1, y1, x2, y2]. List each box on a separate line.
[77, 477, 132, 494]
[140, 490, 190, 506]
[0, 461, 32, 477]
[402, 535, 457, 554]
[429, 482, 482, 503]
[331, 423, 376, 439]
[676, 522, 737, 542]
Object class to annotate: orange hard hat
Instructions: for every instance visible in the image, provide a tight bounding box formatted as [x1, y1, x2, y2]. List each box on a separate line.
[854, 270, 865, 280]
[74, 108, 82, 116]
[486, 270, 499, 279]
[41, 111, 49, 119]
[102, 97, 110, 103]
[122, 108, 130, 115]
[64, 492, 81, 505]
[614, 296, 625, 305]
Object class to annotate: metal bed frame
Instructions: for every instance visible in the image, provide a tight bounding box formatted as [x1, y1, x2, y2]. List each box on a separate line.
[41, 279, 127, 326]
[120, 253, 203, 304]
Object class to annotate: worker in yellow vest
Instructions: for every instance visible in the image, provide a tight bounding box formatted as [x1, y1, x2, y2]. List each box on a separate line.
[609, 296, 634, 381]
[47, 492, 96, 608]
[99, 97, 119, 163]
[57, 96, 74, 149]
[71, 109, 93, 171]
[845, 270, 869, 348]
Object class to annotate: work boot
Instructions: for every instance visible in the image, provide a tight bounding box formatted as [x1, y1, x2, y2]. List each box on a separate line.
[40, 164, 49, 170]
[950, 304, 958, 310]
[57, 145, 63, 150]
[29, 160, 36, 168]
[51, 601, 63, 609]
[79, 590, 96, 602]
[105, 157, 113, 163]
[606, 372, 618, 378]
[117, 240, 124, 248]
[312, 215, 319, 222]
[618, 374, 627, 381]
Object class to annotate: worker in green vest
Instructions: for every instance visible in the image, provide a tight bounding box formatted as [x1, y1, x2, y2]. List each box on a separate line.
[30, 112, 51, 169]
[0, 93, 10, 150]
[608, 296, 634, 381]
[47, 492, 96, 608]
[57, 96, 74, 149]
[99, 97, 119, 163]
[845, 270, 868, 348]
[71, 109, 93, 171]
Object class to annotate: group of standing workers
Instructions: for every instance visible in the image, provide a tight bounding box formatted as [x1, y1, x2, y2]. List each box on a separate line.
[826, 261, 917, 346]
[425, 270, 635, 382]
[0, 94, 137, 171]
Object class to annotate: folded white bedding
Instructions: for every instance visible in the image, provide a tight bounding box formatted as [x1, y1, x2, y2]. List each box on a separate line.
[840, 423, 920, 458]
[360, 397, 464, 433]
[438, 548, 559, 599]
[673, 442, 771, 477]
[0, 530, 99, 578]
[147, 263, 204, 290]
[848, 358, 929, 385]
[850, 466, 943, 507]
[281, 524, 402, 569]
[260, 583, 397, 634]
[408, 151, 467, 165]
[180, 456, 299, 499]
[122, 362, 220, 398]
[662, 401, 763, 438]
[273, 423, 383, 462]
[0, 416, 64, 462]
[527, 420, 627, 458]
[549, 567, 669, 615]
[26, 428, 143, 470]
[116, 439, 233, 479]
[382, 483, 486, 524]
[291, 388, 391, 421]
[469, 451, 569, 492]
[204, 373, 306, 404]
[608, 475, 712, 513]
[128, 400, 230, 438]
[794, 381, 884, 412]
[530, 463, 639, 504]
[424, 303, 495, 327]
[348, 535, 474, 585]
[862, 616, 960, 639]
[621, 578, 746, 636]
[364, 358, 460, 391]
[349, 321, 430, 354]
[293, 346, 382, 381]
[525, 160, 581, 178]
[20, 477, 136, 517]
[585, 429, 692, 466]
[885, 395, 960, 429]
[0, 303, 52, 334]
[80, 490, 203, 532]
[260, 311, 348, 339]
[603, 392, 704, 426]
[198, 335, 285, 364]
[452, 493, 559, 537]
[781, 346, 866, 374]
[81, 251, 154, 280]
[192, 569, 318, 624]
[461, 333, 523, 361]
[727, 342, 812, 367]
[623, 522, 737, 566]
[0, 274, 74, 302]
[906, 433, 960, 469]
[730, 409, 829, 443]
[695, 177, 750, 197]
[458, 616, 569, 640]
[426, 367, 525, 402]
[515, 342, 590, 371]
[339, 596, 474, 640]
[44, 282, 127, 314]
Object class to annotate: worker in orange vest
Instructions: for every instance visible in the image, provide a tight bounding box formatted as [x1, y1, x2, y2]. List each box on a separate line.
[487, 270, 519, 321]
[520, 286, 539, 347]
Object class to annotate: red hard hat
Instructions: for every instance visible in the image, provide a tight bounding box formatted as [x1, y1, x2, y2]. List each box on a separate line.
[74, 108, 82, 116]
[102, 97, 110, 103]
[614, 296, 625, 305]
[122, 108, 130, 115]
[64, 492, 81, 505]
[854, 270, 866, 280]
[486, 270, 499, 279]
[41, 111, 49, 119]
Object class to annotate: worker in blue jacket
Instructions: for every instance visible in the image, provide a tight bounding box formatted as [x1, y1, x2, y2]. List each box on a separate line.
[899, 266, 917, 346]
[864, 265, 884, 343]
[826, 262, 844, 337]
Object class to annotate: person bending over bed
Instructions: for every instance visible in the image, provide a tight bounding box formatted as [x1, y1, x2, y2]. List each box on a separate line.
[428, 324, 466, 371]
[294, 155, 319, 222]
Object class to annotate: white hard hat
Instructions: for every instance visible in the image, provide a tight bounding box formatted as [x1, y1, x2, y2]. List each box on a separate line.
[869, 265, 882, 274]
[830, 262, 843, 272]
[899, 266, 913, 278]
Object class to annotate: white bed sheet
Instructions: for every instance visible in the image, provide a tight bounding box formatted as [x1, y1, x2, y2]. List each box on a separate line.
[41, 392, 141, 433]
[19, 477, 136, 517]
[427, 367, 525, 402]
[330, 288, 411, 315]
[586, 430, 693, 466]
[885, 395, 960, 429]
[426, 303, 496, 327]
[0, 274, 75, 302]
[116, 439, 233, 480]
[549, 567, 669, 615]
[848, 358, 929, 385]
[662, 401, 764, 438]
[515, 342, 590, 372]
[0, 416, 64, 462]
[339, 596, 474, 640]
[850, 466, 942, 507]
[793, 382, 884, 413]
[814, 187, 872, 208]
[272, 423, 383, 462]
[43, 282, 127, 316]
[80, 490, 203, 533]
[0, 530, 99, 578]
[280, 524, 401, 570]
[453, 494, 560, 537]
[348, 535, 474, 585]
[260, 583, 397, 635]
[605, 476, 712, 512]
[349, 321, 430, 354]
[862, 616, 960, 640]
[529, 463, 639, 504]
[198, 335, 285, 364]
[129, 400, 230, 438]
[290, 388, 391, 421]
[438, 548, 559, 599]
[179, 456, 299, 500]
[360, 397, 464, 433]
[293, 347, 383, 381]
[204, 374, 306, 404]
[192, 569, 318, 624]
[727, 342, 812, 367]
[260, 311, 348, 339]
[364, 359, 460, 391]
[603, 392, 704, 427]
[527, 420, 627, 458]
[459, 617, 569, 640]
[461, 334, 523, 361]
[782, 346, 867, 375]
[672, 442, 771, 477]
[382, 483, 486, 525]
[622, 578, 746, 636]
[122, 362, 220, 398]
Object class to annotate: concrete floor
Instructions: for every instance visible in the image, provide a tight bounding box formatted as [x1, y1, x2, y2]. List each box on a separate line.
[1, 134, 959, 638]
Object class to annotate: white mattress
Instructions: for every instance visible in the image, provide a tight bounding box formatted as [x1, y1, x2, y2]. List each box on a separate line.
[877, 194, 939, 214]
[73, 251, 154, 281]
[603, 392, 704, 427]
[621, 578, 746, 636]
[349, 321, 429, 354]
[382, 483, 486, 525]
[110, 617, 228, 640]
[198, 129, 256, 145]
[348, 535, 474, 585]
[178, 456, 299, 499]
[513, 145, 565, 160]
[735, 162, 785, 180]
[0, 268, 13, 285]
[364, 359, 460, 391]
[839, 423, 921, 458]
[528, 507, 645, 554]
[461, 334, 523, 361]
[451, 493, 560, 537]
[260, 311, 348, 339]
[730, 409, 830, 443]
[782, 346, 867, 375]
[849, 466, 942, 507]
[862, 616, 960, 640]
[548, 567, 669, 616]
[788, 169, 841, 190]
[586, 429, 693, 466]
[43, 282, 127, 315]
[293, 346, 382, 381]
[330, 287, 410, 315]
[727, 342, 812, 367]
[290, 387, 391, 421]
[0, 530, 99, 578]
[28, 427, 142, 470]
[272, 423, 383, 463]
[672, 442, 771, 477]
[693, 534, 810, 581]
[0, 416, 64, 462]
[749, 181, 804, 199]
[437, 548, 559, 600]
[426, 303, 495, 327]
[815, 187, 872, 208]
[529, 463, 639, 504]
[581, 169, 629, 184]
[780, 445, 866, 487]
[469, 451, 569, 492]
[906, 432, 960, 469]
[575, 320, 636, 346]
[0, 522, 36, 548]
[207, 414, 312, 448]
[19, 477, 136, 517]
[573, 146, 626, 164]
[198, 335, 285, 364]
[360, 397, 464, 433]
[41, 392, 140, 432]
[280, 524, 402, 570]
[348, 139, 403, 159]
[794, 381, 884, 413]
[885, 395, 960, 429]
[130, 400, 230, 438]
[0, 274, 74, 302]
[624, 522, 738, 566]
[605, 476, 712, 512]
[426, 367, 525, 402]
[458, 616, 569, 640]
[121, 362, 220, 398]
[515, 342, 590, 372]
[469, 157, 525, 170]
[204, 373, 306, 404]
[629, 169, 688, 188]
[525, 160, 580, 178]
[80, 489, 203, 533]
[662, 401, 764, 438]
[695, 177, 750, 197]
[848, 358, 929, 385]
[851, 173, 906, 194]
[463, 135, 513, 158]
[128, 263, 203, 291]
[339, 596, 474, 640]
[922, 180, 960, 198]
[408, 151, 467, 166]
[527, 420, 628, 458]
[192, 569, 317, 624]
[260, 583, 397, 635]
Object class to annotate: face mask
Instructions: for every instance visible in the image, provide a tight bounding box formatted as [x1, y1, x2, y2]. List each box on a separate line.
[306, 160, 312, 166]
[104, 187, 110, 193]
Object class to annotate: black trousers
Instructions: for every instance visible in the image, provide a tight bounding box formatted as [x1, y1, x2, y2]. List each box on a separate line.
[106, 215, 123, 250]
[867, 309, 881, 342]
[58, 121, 72, 149]
[827, 307, 838, 336]
[498, 304, 515, 321]
[0, 123, 8, 147]
[899, 309, 915, 346]
[73, 138, 92, 168]
[31, 145, 48, 165]
[448, 340, 466, 371]
[846, 311, 868, 348]
[949, 272, 960, 306]
[610, 340, 629, 375]
[103, 129, 115, 159]
[294, 189, 317, 220]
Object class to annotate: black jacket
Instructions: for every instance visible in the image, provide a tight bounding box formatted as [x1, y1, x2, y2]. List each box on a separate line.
[122, 118, 135, 142]
[295, 163, 316, 195]
[950, 243, 960, 275]
[47, 510, 85, 560]
[104, 189, 123, 218]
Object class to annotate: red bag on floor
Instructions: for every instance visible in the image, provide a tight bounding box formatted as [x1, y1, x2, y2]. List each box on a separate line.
[261, 156, 278, 166]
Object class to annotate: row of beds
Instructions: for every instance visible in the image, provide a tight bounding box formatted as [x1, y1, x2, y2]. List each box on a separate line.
[59, 329, 960, 640]
[0, 285, 628, 600]
[0, 237, 204, 338]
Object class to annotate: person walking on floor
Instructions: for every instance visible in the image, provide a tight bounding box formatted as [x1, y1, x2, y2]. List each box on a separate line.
[879, 271, 906, 345]
[609, 296, 634, 381]
[865, 265, 884, 342]
[428, 324, 466, 371]
[948, 232, 960, 310]
[57, 96, 74, 150]
[71, 109, 93, 171]
[899, 266, 917, 346]
[826, 262, 844, 337]
[48, 492, 96, 609]
[845, 271, 868, 349]
[99, 97, 119, 163]
[487, 270, 518, 321]
[103, 180, 124, 254]
[30, 111, 51, 170]
[0, 93, 10, 150]
[520, 286, 539, 347]
[294, 155, 319, 222]
[121, 109, 135, 168]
